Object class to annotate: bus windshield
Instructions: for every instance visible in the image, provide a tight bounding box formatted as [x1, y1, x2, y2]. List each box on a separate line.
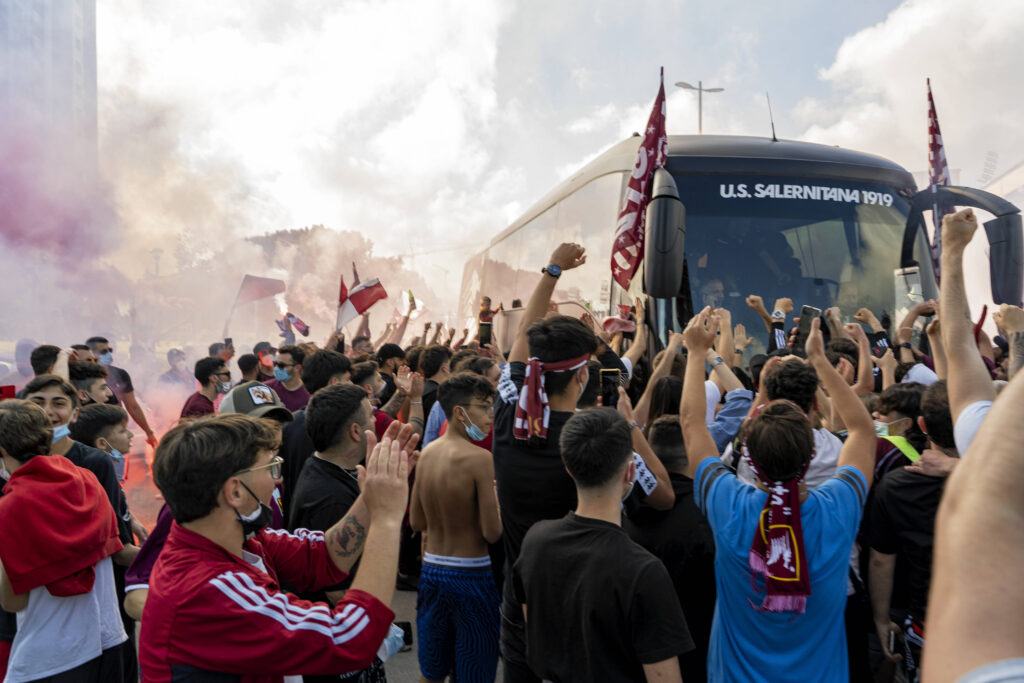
[658, 175, 936, 351]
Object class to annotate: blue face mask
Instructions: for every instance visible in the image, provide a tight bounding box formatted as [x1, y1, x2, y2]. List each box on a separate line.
[273, 367, 291, 382]
[98, 352, 113, 366]
[51, 423, 71, 444]
[459, 409, 486, 442]
[100, 439, 126, 482]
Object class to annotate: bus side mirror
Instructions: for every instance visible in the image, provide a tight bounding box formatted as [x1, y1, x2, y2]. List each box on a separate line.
[644, 169, 686, 299]
[984, 213, 1024, 307]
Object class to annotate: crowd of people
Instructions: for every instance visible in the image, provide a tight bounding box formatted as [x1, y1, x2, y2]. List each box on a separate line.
[0, 208, 1021, 682]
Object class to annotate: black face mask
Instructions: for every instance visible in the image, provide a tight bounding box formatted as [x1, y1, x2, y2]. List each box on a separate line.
[236, 481, 272, 540]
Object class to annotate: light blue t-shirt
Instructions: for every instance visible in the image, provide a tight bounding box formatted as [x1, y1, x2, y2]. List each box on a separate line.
[695, 458, 868, 683]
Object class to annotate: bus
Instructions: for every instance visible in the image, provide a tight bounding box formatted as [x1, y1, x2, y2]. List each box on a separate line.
[458, 134, 1022, 357]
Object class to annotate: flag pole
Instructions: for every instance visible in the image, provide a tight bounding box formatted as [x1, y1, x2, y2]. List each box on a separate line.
[222, 287, 243, 339]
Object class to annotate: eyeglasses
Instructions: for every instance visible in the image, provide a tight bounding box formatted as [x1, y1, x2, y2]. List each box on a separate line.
[460, 402, 495, 415]
[235, 456, 284, 480]
[274, 362, 294, 370]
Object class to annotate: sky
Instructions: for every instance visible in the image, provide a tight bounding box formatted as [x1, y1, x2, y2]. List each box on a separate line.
[92, 0, 1024, 302]
[2, 0, 1023, 351]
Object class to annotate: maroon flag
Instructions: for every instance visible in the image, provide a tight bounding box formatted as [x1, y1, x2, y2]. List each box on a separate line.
[928, 78, 952, 280]
[611, 68, 668, 290]
[234, 275, 287, 308]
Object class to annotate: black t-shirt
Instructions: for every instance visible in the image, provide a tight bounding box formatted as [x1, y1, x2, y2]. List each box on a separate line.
[868, 468, 947, 618]
[493, 362, 578, 661]
[279, 409, 315, 519]
[65, 442, 133, 544]
[421, 379, 440, 421]
[287, 455, 361, 596]
[105, 365, 134, 404]
[379, 372, 397, 406]
[513, 512, 694, 682]
[624, 472, 716, 682]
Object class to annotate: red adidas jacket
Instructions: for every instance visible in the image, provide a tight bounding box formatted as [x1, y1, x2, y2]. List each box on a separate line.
[139, 523, 394, 682]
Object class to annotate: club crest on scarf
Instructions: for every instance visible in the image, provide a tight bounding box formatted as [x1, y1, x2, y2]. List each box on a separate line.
[741, 400, 813, 614]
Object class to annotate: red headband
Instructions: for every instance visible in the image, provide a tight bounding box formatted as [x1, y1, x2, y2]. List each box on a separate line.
[513, 354, 590, 441]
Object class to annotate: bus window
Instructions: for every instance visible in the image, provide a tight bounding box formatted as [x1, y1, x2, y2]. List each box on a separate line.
[555, 173, 625, 317]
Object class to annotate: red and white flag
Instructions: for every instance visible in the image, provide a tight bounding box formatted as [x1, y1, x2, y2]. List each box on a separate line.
[928, 78, 952, 280]
[611, 68, 668, 290]
[337, 277, 388, 329]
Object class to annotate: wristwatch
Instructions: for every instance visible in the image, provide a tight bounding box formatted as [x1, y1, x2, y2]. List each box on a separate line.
[711, 356, 725, 367]
[542, 264, 562, 278]
[901, 342, 913, 349]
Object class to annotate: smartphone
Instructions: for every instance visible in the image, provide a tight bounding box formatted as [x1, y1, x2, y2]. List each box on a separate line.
[599, 368, 622, 408]
[794, 305, 821, 352]
[478, 322, 492, 347]
[224, 337, 233, 347]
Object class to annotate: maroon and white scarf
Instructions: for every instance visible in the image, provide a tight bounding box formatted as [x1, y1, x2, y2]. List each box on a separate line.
[513, 354, 589, 441]
[742, 409, 812, 613]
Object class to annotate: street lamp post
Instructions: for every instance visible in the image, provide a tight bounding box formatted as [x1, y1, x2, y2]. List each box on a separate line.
[675, 80, 724, 134]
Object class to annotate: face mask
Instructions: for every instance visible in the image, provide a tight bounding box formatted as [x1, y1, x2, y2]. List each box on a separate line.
[577, 370, 589, 396]
[0, 458, 9, 482]
[874, 420, 890, 437]
[100, 439, 126, 482]
[459, 409, 486, 442]
[217, 379, 231, 394]
[52, 423, 71, 444]
[236, 481, 272, 540]
[98, 352, 113, 366]
[273, 367, 291, 382]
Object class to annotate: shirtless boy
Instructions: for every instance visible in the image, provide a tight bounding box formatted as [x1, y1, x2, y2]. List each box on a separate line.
[410, 371, 502, 683]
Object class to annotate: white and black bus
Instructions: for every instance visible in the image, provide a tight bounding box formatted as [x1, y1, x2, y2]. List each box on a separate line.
[459, 134, 1021, 356]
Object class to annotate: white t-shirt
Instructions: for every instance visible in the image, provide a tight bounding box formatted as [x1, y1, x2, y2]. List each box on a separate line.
[954, 400, 993, 457]
[6, 557, 127, 683]
[705, 380, 722, 427]
[729, 427, 843, 490]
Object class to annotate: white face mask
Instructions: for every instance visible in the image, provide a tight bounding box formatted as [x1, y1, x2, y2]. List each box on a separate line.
[0, 457, 10, 482]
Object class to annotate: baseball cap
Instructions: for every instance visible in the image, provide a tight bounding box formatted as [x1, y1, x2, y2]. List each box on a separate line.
[218, 381, 294, 423]
[253, 341, 277, 355]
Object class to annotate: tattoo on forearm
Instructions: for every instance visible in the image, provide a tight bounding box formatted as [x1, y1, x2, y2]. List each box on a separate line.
[330, 516, 367, 558]
[1009, 331, 1024, 380]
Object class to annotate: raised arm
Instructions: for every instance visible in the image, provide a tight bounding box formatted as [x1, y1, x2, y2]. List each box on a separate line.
[854, 307, 885, 334]
[992, 304, 1024, 380]
[825, 307, 849, 340]
[746, 294, 774, 333]
[844, 323, 876, 395]
[807, 318, 875, 487]
[923, 360, 1024, 679]
[939, 209, 995, 421]
[326, 422, 419, 575]
[704, 347, 743, 393]
[622, 297, 648, 370]
[508, 243, 586, 364]
[634, 332, 683, 427]
[925, 316, 947, 380]
[714, 307, 734, 368]
[618, 387, 674, 510]
[680, 307, 721, 480]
